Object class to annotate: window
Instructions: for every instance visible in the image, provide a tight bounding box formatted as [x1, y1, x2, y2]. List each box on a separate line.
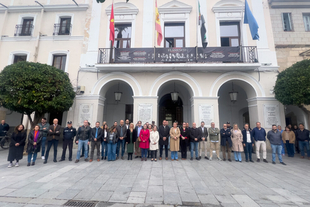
[164, 23, 185, 48]
[58, 17, 71, 35]
[21, 18, 33, 36]
[282, 13, 293, 31]
[220, 22, 240, 47]
[13, 55, 27, 63]
[114, 24, 132, 48]
[303, 13, 310, 32]
[52, 55, 67, 71]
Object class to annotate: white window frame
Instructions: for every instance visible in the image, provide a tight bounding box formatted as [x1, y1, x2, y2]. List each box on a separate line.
[303, 13, 310, 32]
[282, 13, 293, 32]
[17, 14, 37, 36]
[48, 51, 70, 73]
[8, 51, 30, 65]
[54, 13, 74, 36]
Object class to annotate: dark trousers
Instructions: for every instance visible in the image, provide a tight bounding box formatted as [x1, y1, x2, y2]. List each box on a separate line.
[90, 141, 101, 160]
[286, 140, 295, 157]
[244, 142, 253, 161]
[151, 150, 157, 158]
[45, 139, 59, 161]
[128, 153, 133, 160]
[61, 139, 73, 160]
[159, 144, 168, 158]
[180, 139, 188, 158]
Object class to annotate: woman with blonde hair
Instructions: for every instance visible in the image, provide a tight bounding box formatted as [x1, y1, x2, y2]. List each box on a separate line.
[126, 123, 137, 160]
[150, 125, 159, 161]
[231, 124, 244, 162]
[170, 121, 181, 161]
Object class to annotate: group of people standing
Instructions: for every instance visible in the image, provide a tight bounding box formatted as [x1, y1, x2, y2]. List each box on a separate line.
[4, 117, 310, 167]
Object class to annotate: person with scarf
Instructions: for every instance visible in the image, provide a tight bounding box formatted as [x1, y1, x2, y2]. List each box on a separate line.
[27, 125, 43, 166]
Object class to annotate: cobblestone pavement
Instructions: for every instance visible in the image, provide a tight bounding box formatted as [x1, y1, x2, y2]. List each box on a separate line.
[0, 147, 310, 207]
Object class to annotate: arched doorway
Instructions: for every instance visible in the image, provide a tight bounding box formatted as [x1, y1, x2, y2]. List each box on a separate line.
[157, 80, 193, 126]
[100, 80, 134, 126]
[218, 80, 256, 128]
[285, 105, 309, 128]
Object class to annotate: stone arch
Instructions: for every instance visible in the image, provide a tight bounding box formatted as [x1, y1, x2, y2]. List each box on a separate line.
[209, 72, 265, 98]
[149, 72, 202, 97]
[91, 72, 142, 96]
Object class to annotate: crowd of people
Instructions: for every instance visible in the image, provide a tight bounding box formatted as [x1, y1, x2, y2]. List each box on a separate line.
[2, 118, 310, 168]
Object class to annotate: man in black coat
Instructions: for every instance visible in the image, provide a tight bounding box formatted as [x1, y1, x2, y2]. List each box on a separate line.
[44, 118, 61, 164]
[190, 123, 201, 161]
[199, 121, 209, 160]
[0, 120, 9, 136]
[60, 121, 76, 162]
[158, 120, 170, 160]
[116, 120, 127, 160]
[90, 121, 103, 162]
[220, 124, 232, 162]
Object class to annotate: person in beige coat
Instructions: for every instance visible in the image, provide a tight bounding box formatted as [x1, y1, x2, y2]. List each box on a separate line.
[282, 126, 295, 157]
[231, 124, 244, 162]
[150, 126, 159, 161]
[170, 122, 181, 161]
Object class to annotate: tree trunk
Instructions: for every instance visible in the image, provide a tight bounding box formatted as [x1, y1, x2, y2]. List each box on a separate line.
[27, 112, 44, 129]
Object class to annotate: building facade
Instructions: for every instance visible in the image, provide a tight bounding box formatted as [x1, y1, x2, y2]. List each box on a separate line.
[269, 0, 310, 128]
[0, 0, 286, 131]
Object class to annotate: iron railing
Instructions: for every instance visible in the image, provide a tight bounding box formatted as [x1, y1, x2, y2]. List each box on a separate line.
[97, 46, 258, 64]
[14, 24, 33, 36]
[53, 23, 72, 36]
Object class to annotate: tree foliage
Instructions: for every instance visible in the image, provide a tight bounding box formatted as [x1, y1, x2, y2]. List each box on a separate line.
[0, 61, 75, 127]
[274, 59, 310, 106]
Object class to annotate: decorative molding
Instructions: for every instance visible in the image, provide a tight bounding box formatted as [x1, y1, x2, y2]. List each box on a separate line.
[0, 4, 89, 13]
[47, 50, 70, 73]
[192, 97, 219, 100]
[105, 2, 139, 15]
[8, 51, 30, 65]
[247, 97, 277, 102]
[158, 0, 192, 14]
[132, 96, 158, 99]
[76, 95, 105, 101]
[212, 0, 244, 13]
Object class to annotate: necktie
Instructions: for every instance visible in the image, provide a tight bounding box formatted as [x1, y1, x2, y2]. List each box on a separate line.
[121, 127, 123, 137]
[96, 128, 98, 138]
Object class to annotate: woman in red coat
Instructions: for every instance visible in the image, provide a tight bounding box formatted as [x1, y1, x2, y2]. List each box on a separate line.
[139, 124, 150, 161]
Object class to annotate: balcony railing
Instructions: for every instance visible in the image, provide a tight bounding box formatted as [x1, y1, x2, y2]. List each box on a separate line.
[98, 46, 258, 64]
[14, 24, 33, 36]
[53, 23, 72, 36]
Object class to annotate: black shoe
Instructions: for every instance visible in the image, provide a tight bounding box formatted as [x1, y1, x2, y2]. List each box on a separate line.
[85, 158, 89, 162]
[27, 163, 30, 166]
[272, 161, 276, 164]
[75, 160, 79, 163]
[263, 159, 268, 163]
[257, 159, 260, 162]
[223, 158, 226, 161]
[104, 156, 107, 160]
[190, 157, 193, 160]
[205, 156, 209, 160]
[280, 162, 286, 165]
[196, 157, 199, 161]
[31, 162, 35, 166]
[59, 159, 65, 162]
[53, 159, 57, 163]
[135, 156, 139, 158]
[44, 160, 47, 164]
[80, 155, 84, 158]
[199, 156, 201, 159]
[246, 160, 249, 162]
[250, 160, 254, 163]
[116, 157, 119, 160]
[101, 157, 104, 160]
[69, 159, 72, 161]
[239, 161, 242, 163]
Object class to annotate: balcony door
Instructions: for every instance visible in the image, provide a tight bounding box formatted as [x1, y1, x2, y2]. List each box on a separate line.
[114, 24, 132, 48]
[220, 22, 240, 47]
[59, 18, 71, 35]
[164, 23, 185, 48]
[21, 18, 33, 36]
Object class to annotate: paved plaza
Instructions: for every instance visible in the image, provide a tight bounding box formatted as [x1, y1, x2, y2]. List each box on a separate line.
[0, 147, 310, 207]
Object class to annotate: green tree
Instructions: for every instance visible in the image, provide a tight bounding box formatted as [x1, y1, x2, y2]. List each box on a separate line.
[274, 59, 310, 106]
[0, 61, 75, 128]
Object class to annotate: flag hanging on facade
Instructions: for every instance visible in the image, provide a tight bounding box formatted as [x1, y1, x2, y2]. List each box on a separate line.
[109, 2, 115, 46]
[244, 0, 259, 40]
[200, 15, 207, 48]
[198, 1, 201, 25]
[155, 0, 163, 46]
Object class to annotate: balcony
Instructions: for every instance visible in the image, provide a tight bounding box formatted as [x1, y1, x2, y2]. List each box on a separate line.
[53, 23, 72, 36]
[96, 46, 259, 72]
[14, 24, 33, 36]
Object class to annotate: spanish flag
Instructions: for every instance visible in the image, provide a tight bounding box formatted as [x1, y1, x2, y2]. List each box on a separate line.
[109, 2, 115, 46]
[155, 0, 162, 46]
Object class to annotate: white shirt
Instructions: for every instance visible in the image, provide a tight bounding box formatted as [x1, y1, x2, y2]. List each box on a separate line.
[246, 131, 251, 143]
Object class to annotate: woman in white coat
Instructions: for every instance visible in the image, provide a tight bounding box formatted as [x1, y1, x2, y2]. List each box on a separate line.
[150, 125, 159, 162]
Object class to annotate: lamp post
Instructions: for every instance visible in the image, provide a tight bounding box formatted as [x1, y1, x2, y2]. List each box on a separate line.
[171, 82, 179, 102]
[229, 82, 238, 104]
[114, 82, 122, 103]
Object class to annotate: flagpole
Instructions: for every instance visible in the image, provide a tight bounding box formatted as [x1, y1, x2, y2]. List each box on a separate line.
[240, 3, 245, 62]
[154, 0, 156, 48]
[196, 0, 199, 48]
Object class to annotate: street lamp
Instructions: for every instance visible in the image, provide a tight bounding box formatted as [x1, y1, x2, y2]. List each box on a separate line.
[229, 82, 238, 104]
[171, 82, 179, 102]
[114, 82, 122, 103]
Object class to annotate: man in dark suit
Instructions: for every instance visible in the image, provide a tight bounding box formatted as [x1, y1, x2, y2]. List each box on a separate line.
[199, 121, 209, 160]
[159, 120, 170, 160]
[90, 121, 103, 162]
[44, 118, 61, 164]
[135, 121, 142, 158]
[116, 120, 127, 160]
[190, 123, 202, 160]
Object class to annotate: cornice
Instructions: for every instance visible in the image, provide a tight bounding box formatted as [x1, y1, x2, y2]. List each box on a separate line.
[0, 4, 89, 13]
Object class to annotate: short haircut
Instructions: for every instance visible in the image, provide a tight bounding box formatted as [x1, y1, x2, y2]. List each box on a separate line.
[96, 121, 100, 124]
[256, 122, 261, 125]
[272, 124, 277, 127]
[201, 121, 205, 124]
[42, 118, 47, 120]
[299, 123, 304, 126]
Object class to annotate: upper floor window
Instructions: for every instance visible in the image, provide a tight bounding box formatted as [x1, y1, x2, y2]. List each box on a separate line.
[13, 55, 27, 63]
[114, 24, 132, 48]
[164, 23, 185, 48]
[220, 22, 240, 47]
[15, 18, 34, 36]
[54, 17, 72, 36]
[52, 55, 67, 71]
[282, 13, 293, 32]
[303, 13, 310, 32]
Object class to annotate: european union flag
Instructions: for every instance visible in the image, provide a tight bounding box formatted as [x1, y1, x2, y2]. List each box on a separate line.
[244, 0, 259, 40]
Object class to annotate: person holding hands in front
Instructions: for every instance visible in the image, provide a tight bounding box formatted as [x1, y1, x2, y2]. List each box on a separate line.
[170, 122, 181, 161]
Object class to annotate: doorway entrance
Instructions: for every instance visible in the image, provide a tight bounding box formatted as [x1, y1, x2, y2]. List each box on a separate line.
[159, 94, 183, 126]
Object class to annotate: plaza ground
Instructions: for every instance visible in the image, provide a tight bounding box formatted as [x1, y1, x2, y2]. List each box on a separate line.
[0, 147, 310, 207]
